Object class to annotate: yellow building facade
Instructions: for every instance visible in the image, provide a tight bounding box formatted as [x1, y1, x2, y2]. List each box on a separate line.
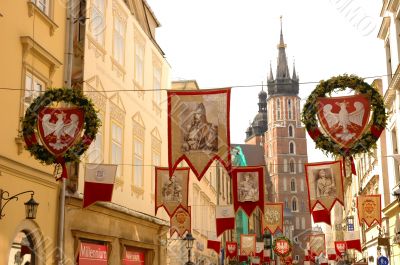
[0, 0, 66, 264]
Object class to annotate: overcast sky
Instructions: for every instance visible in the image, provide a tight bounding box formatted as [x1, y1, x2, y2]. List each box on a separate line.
[147, 0, 387, 162]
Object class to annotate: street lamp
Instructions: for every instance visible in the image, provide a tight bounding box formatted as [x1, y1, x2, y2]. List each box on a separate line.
[0, 189, 39, 220]
[263, 230, 272, 264]
[183, 232, 195, 265]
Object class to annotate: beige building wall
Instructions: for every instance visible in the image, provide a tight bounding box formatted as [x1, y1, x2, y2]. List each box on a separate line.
[0, 0, 66, 264]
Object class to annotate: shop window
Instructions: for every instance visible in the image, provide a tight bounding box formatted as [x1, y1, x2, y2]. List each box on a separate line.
[122, 246, 145, 265]
[8, 231, 35, 265]
[78, 240, 108, 265]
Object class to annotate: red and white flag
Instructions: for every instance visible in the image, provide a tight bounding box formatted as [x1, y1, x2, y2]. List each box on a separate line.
[207, 240, 221, 254]
[226, 241, 238, 258]
[334, 241, 347, 256]
[216, 205, 235, 237]
[83, 163, 117, 208]
[344, 231, 362, 252]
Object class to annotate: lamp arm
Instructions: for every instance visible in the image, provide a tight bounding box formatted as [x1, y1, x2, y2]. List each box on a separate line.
[0, 189, 34, 218]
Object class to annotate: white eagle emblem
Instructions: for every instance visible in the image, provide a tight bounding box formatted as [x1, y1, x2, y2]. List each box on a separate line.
[42, 112, 80, 150]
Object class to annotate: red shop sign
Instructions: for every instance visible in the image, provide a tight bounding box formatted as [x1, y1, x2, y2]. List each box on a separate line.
[123, 247, 145, 265]
[78, 242, 108, 265]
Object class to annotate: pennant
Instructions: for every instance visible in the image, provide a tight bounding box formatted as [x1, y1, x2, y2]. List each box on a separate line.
[344, 230, 362, 252]
[309, 234, 325, 257]
[334, 241, 347, 256]
[240, 234, 256, 256]
[357, 194, 381, 228]
[207, 240, 221, 254]
[311, 208, 331, 225]
[155, 167, 189, 217]
[216, 205, 235, 237]
[263, 203, 283, 234]
[305, 161, 344, 212]
[170, 206, 191, 237]
[316, 95, 371, 149]
[83, 163, 117, 208]
[232, 166, 265, 217]
[167, 88, 231, 180]
[225, 241, 238, 259]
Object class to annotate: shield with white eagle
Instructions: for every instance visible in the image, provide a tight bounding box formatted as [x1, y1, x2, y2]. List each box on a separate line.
[317, 95, 370, 148]
[37, 107, 84, 156]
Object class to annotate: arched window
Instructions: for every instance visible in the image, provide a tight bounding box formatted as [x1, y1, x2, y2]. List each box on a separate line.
[276, 99, 281, 120]
[288, 99, 292, 119]
[289, 159, 295, 173]
[288, 125, 294, 137]
[292, 197, 298, 212]
[289, 141, 295, 154]
[284, 198, 289, 209]
[9, 230, 36, 265]
[290, 178, 296, 192]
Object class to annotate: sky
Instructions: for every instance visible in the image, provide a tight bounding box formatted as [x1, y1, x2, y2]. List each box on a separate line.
[147, 0, 387, 162]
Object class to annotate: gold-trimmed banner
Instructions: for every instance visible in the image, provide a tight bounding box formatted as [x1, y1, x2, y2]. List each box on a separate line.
[357, 194, 381, 228]
[263, 203, 283, 234]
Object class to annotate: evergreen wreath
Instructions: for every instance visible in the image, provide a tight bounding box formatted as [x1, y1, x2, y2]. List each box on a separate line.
[22, 88, 100, 165]
[272, 236, 292, 257]
[301, 74, 387, 157]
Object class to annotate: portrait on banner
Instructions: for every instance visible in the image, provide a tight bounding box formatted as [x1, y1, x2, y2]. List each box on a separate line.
[237, 172, 259, 202]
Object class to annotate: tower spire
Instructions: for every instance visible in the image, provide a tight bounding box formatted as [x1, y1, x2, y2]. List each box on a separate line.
[276, 16, 290, 79]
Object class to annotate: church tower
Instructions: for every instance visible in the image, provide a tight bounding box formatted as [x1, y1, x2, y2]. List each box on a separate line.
[264, 19, 311, 263]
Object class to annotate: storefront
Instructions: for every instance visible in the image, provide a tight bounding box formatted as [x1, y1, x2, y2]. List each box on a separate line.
[65, 196, 169, 265]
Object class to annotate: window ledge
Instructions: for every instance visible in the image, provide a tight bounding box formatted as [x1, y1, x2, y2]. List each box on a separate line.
[87, 34, 107, 59]
[110, 57, 126, 79]
[27, 2, 58, 35]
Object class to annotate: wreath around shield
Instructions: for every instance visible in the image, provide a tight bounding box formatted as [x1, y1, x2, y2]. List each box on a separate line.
[22, 88, 100, 165]
[301, 74, 387, 157]
[272, 236, 292, 257]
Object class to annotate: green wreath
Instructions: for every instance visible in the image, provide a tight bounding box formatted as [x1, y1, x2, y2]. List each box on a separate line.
[301, 74, 387, 157]
[272, 236, 292, 257]
[22, 88, 100, 165]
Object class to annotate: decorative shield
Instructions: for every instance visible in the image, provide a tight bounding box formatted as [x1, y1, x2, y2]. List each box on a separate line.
[317, 95, 370, 148]
[357, 195, 381, 227]
[37, 107, 84, 156]
[334, 241, 347, 256]
[273, 237, 291, 257]
[226, 241, 238, 258]
[170, 206, 191, 237]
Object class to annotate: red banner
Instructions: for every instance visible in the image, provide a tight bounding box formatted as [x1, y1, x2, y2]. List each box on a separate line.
[263, 203, 283, 234]
[78, 242, 108, 265]
[357, 194, 381, 228]
[207, 240, 221, 254]
[155, 167, 189, 217]
[232, 166, 265, 217]
[311, 209, 331, 225]
[170, 206, 191, 237]
[226, 241, 238, 258]
[122, 247, 145, 265]
[334, 241, 347, 256]
[167, 88, 231, 180]
[216, 205, 235, 237]
[317, 95, 371, 148]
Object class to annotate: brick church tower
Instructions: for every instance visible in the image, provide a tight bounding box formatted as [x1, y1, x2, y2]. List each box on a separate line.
[245, 20, 311, 262]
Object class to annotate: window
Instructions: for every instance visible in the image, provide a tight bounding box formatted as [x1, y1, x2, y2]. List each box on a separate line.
[283, 177, 287, 191]
[90, 0, 105, 45]
[291, 197, 298, 212]
[300, 178, 304, 192]
[392, 127, 400, 184]
[32, 0, 50, 15]
[24, 71, 44, 113]
[301, 217, 306, 229]
[288, 99, 293, 119]
[151, 128, 161, 197]
[289, 159, 295, 173]
[111, 122, 123, 178]
[289, 141, 295, 154]
[8, 231, 36, 264]
[153, 64, 162, 105]
[87, 112, 104, 163]
[134, 41, 145, 88]
[288, 125, 294, 137]
[284, 198, 289, 209]
[290, 178, 296, 192]
[276, 98, 281, 120]
[295, 255, 300, 261]
[133, 137, 144, 188]
[385, 37, 393, 84]
[113, 15, 125, 65]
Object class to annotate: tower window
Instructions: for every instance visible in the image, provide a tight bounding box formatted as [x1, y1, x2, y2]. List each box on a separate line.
[289, 141, 295, 154]
[290, 178, 296, 192]
[276, 98, 281, 120]
[291, 197, 298, 212]
[289, 159, 295, 173]
[288, 99, 292, 119]
[288, 125, 294, 137]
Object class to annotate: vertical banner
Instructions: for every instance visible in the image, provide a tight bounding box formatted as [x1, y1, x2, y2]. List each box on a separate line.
[216, 205, 235, 237]
[226, 241, 238, 259]
[207, 240, 221, 254]
[309, 234, 326, 257]
[167, 88, 231, 180]
[240, 234, 256, 256]
[334, 241, 347, 257]
[232, 166, 265, 217]
[305, 161, 344, 212]
[357, 194, 381, 228]
[155, 167, 189, 216]
[263, 203, 283, 234]
[170, 206, 191, 237]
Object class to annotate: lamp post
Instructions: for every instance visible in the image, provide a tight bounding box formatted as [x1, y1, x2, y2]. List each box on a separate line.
[183, 232, 195, 265]
[0, 189, 39, 219]
[263, 230, 272, 265]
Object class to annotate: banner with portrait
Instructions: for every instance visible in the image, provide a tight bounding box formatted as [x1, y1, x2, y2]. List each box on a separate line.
[226, 241, 238, 259]
[357, 194, 381, 228]
[309, 234, 326, 257]
[170, 206, 191, 237]
[263, 203, 283, 234]
[232, 166, 264, 217]
[167, 88, 231, 180]
[155, 167, 189, 217]
[240, 234, 256, 256]
[305, 161, 344, 212]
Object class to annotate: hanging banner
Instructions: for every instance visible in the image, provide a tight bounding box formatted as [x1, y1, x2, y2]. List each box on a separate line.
[311, 209, 331, 225]
[226, 241, 238, 259]
[170, 206, 191, 237]
[309, 234, 326, 257]
[167, 88, 231, 180]
[357, 194, 381, 228]
[78, 242, 108, 265]
[216, 205, 235, 237]
[334, 241, 347, 257]
[207, 240, 221, 254]
[263, 203, 283, 234]
[122, 247, 145, 265]
[305, 161, 344, 212]
[240, 234, 256, 256]
[155, 167, 189, 217]
[232, 166, 265, 217]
